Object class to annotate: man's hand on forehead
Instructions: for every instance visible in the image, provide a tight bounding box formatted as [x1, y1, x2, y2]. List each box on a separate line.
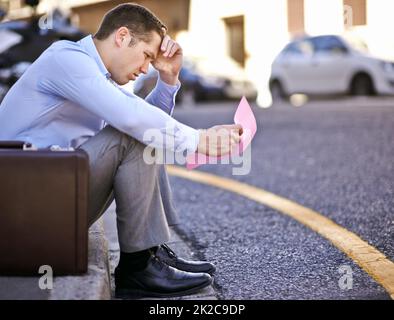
[159, 30, 181, 58]
[152, 28, 183, 85]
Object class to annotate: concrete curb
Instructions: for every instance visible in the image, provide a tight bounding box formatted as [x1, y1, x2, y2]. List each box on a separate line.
[50, 219, 111, 300]
[0, 218, 111, 300]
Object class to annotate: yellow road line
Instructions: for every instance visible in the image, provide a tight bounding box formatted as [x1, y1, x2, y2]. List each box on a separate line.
[167, 165, 394, 299]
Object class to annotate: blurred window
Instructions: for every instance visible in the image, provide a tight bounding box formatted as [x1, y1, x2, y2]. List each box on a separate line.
[282, 39, 313, 57]
[283, 43, 302, 55]
[311, 36, 347, 54]
[298, 40, 314, 55]
[223, 15, 245, 68]
[343, 0, 366, 27]
[343, 35, 369, 53]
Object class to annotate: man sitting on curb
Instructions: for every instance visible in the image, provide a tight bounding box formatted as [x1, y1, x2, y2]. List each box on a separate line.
[0, 3, 242, 298]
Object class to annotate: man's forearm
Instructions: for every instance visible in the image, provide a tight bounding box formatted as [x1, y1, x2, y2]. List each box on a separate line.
[145, 76, 180, 115]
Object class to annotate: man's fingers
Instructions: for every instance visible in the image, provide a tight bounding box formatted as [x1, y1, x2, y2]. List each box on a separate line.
[161, 35, 171, 51]
[199, 125, 244, 156]
[160, 35, 181, 58]
[220, 124, 243, 134]
[231, 130, 241, 144]
[164, 41, 176, 57]
[233, 124, 243, 135]
[167, 42, 180, 57]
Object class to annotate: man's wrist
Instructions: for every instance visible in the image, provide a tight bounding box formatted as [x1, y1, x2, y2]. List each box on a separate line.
[197, 129, 207, 154]
[159, 72, 180, 86]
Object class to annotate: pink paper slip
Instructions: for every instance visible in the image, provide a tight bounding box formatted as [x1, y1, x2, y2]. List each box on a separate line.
[186, 96, 257, 170]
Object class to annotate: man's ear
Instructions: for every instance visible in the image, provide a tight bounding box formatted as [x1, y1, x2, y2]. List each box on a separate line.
[114, 27, 130, 47]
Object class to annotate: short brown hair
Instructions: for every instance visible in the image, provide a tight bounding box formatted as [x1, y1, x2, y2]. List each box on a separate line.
[94, 3, 167, 43]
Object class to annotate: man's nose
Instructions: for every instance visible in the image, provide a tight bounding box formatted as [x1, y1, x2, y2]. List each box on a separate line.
[140, 61, 150, 74]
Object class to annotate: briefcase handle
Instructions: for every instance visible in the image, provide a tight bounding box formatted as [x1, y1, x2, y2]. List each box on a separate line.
[0, 140, 33, 149]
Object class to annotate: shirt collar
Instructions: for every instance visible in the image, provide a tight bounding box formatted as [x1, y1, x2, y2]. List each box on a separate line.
[79, 35, 111, 78]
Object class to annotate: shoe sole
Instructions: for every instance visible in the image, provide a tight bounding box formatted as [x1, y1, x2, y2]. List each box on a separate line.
[178, 266, 216, 276]
[114, 277, 213, 299]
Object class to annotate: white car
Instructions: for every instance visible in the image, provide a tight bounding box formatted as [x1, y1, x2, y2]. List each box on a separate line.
[269, 35, 394, 101]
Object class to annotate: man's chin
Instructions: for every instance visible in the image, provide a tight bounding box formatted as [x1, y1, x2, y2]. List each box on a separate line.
[112, 78, 130, 86]
[123, 77, 136, 84]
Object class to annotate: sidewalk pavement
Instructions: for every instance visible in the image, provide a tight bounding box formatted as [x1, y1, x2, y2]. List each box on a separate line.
[0, 203, 217, 300]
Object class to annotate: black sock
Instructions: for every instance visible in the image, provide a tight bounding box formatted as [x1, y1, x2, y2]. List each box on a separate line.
[119, 249, 152, 272]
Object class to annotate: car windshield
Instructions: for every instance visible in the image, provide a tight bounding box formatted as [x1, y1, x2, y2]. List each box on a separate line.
[313, 35, 369, 54]
[342, 35, 369, 53]
[311, 36, 347, 53]
[281, 39, 314, 56]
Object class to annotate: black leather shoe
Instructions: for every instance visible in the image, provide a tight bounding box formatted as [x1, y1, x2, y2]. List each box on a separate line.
[115, 255, 212, 298]
[154, 244, 216, 275]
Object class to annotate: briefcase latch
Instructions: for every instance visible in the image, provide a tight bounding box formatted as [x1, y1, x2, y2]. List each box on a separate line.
[22, 143, 38, 151]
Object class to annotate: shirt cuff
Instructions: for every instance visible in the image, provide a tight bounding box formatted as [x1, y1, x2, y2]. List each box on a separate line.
[157, 76, 181, 115]
[176, 123, 200, 155]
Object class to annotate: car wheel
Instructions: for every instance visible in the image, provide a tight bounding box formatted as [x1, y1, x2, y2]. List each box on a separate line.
[351, 74, 375, 96]
[270, 81, 287, 103]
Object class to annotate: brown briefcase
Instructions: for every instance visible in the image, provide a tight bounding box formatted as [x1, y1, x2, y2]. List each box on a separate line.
[0, 141, 89, 275]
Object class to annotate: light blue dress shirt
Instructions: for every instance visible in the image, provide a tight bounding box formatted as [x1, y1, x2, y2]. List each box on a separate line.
[0, 35, 199, 153]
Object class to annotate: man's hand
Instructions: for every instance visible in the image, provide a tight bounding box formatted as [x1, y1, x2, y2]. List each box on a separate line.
[197, 124, 243, 157]
[152, 31, 182, 86]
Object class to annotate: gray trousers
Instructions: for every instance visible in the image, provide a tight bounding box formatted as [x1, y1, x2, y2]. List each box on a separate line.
[78, 125, 179, 253]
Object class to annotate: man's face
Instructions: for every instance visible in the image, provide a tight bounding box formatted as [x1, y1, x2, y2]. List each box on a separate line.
[111, 29, 162, 85]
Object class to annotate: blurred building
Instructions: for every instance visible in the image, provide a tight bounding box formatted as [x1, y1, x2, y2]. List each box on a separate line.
[2, 0, 394, 106]
[0, 0, 190, 38]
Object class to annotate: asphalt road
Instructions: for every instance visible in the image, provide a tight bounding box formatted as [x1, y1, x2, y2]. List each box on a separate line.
[169, 97, 394, 300]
